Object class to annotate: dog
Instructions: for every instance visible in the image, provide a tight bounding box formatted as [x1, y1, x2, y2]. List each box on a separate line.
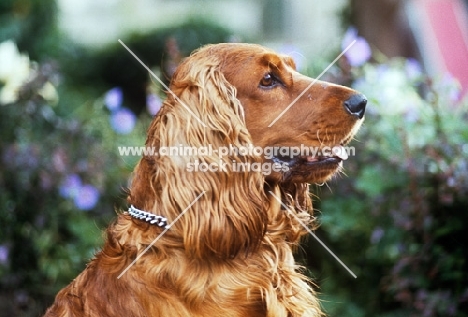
[44, 43, 366, 317]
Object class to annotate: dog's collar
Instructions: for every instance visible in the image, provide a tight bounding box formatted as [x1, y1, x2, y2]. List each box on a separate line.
[128, 205, 169, 228]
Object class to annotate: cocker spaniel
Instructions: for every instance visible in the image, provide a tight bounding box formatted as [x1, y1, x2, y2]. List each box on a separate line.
[44, 43, 366, 317]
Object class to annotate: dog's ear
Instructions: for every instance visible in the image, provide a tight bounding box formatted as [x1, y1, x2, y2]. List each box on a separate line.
[130, 54, 268, 259]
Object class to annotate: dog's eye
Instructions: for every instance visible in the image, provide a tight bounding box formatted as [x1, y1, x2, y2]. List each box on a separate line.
[259, 73, 279, 88]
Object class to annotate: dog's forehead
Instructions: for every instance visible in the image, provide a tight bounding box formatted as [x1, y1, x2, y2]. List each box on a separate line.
[197, 43, 293, 64]
[195, 43, 297, 73]
[260, 52, 296, 70]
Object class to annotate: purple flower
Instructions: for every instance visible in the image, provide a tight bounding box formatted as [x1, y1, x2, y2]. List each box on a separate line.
[59, 174, 82, 198]
[440, 72, 462, 102]
[73, 184, 99, 211]
[0, 245, 9, 265]
[104, 87, 123, 112]
[370, 227, 384, 244]
[110, 108, 136, 134]
[146, 93, 162, 115]
[404, 103, 420, 123]
[342, 27, 371, 67]
[376, 64, 390, 77]
[405, 58, 423, 81]
[59, 174, 100, 210]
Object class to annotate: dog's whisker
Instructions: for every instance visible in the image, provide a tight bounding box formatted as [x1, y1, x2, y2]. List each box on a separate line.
[316, 130, 325, 148]
[324, 129, 330, 144]
[324, 182, 333, 193]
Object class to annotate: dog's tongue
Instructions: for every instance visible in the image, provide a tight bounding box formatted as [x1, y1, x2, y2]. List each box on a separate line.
[332, 145, 349, 160]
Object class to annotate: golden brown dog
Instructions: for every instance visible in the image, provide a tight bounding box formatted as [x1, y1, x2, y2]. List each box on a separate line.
[44, 43, 366, 317]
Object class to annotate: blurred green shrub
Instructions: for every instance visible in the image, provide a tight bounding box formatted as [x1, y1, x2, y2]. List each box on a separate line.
[311, 44, 468, 316]
[0, 41, 148, 316]
[0, 0, 59, 61]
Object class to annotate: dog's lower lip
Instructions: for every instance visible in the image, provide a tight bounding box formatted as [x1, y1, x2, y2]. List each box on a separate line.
[305, 156, 341, 165]
[272, 155, 342, 166]
[273, 154, 343, 163]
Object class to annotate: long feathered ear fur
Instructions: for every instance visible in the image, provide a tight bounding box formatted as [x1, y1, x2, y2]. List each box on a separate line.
[128, 49, 268, 259]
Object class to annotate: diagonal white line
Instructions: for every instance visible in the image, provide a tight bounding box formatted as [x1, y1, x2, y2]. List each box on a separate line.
[268, 40, 357, 128]
[118, 39, 207, 128]
[268, 191, 357, 278]
[117, 191, 206, 279]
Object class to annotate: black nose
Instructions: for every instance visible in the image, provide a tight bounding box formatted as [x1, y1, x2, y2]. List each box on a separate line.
[344, 93, 367, 119]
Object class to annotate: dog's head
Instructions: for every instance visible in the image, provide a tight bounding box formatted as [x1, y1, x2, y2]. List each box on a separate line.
[206, 43, 366, 185]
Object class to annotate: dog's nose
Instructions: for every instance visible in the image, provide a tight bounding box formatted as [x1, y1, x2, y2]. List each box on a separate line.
[344, 93, 367, 119]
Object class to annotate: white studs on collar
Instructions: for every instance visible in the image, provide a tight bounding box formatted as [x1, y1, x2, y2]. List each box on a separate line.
[128, 205, 169, 229]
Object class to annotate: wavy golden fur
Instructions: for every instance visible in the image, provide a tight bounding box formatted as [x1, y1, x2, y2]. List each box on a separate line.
[44, 43, 366, 317]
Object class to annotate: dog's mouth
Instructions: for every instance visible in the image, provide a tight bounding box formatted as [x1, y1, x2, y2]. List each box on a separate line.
[268, 144, 351, 183]
[271, 144, 349, 167]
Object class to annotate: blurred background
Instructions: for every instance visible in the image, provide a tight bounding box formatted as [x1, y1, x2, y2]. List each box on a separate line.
[1, 0, 467, 316]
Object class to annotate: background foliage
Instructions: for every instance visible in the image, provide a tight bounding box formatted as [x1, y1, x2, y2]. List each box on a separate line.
[311, 59, 468, 317]
[1, 1, 467, 316]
